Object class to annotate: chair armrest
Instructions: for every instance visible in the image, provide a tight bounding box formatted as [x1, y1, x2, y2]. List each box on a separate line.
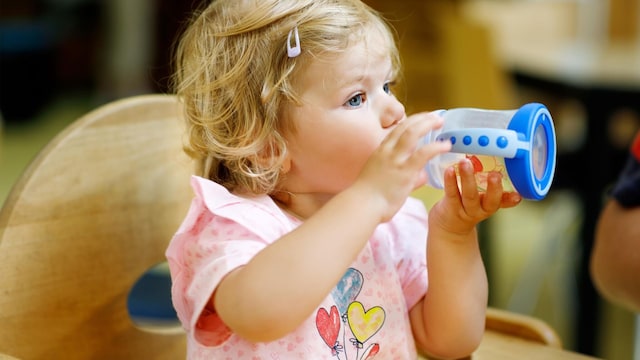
[486, 307, 562, 348]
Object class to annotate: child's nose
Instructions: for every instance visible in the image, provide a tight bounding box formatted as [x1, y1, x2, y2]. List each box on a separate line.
[381, 96, 405, 128]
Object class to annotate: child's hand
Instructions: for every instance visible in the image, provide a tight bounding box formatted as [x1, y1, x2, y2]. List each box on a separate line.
[353, 112, 451, 223]
[430, 158, 522, 236]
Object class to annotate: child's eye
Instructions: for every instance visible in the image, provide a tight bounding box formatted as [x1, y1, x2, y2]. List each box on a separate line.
[346, 94, 364, 107]
[383, 81, 394, 94]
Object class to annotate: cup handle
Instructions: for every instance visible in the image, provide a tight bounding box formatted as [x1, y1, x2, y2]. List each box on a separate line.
[437, 128, 529, 159]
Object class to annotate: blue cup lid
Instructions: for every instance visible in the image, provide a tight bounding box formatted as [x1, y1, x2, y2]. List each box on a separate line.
[504, 103, 556, 200]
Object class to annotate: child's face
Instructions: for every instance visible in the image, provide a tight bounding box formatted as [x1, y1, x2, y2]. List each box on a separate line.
[282, 31, 406, 195]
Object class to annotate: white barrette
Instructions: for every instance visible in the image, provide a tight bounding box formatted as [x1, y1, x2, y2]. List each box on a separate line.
[287, 26, 301, 58]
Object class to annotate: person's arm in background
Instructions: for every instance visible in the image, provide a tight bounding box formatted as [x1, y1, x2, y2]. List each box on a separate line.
[590, 131, 640, 313]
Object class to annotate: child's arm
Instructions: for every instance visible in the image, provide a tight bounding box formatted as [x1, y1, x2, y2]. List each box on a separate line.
[213, 114, 451, 343]
[212, 183, 390, 342]
[411, 159, 521, 359]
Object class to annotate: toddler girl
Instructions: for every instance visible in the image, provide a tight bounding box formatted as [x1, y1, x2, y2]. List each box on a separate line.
[166, 0, 522, 359]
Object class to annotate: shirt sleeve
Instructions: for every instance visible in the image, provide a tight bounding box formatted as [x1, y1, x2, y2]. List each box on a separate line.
[610, 131, 640, 208]
[165, 176, 295, 346]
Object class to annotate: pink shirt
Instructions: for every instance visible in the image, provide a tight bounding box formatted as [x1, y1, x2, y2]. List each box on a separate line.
[166, 176, 429, 359]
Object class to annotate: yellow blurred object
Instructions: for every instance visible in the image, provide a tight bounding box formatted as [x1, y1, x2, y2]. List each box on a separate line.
[364, 1, 515, 112]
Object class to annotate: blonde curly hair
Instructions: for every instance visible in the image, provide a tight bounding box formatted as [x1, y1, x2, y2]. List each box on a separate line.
[172, 0, 400, 195]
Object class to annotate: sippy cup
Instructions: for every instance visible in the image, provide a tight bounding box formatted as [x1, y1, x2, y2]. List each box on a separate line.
[422, 102, 556, 200]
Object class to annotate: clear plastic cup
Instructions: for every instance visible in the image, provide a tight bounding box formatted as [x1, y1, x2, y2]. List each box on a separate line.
[421, 103, 556, 200]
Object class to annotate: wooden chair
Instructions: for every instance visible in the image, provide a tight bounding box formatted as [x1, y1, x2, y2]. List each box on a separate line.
[417, 308, 561, 359]
[485, 307, 561, 347]
[0, 94, 191, 359]
[0, 94, 561, 360]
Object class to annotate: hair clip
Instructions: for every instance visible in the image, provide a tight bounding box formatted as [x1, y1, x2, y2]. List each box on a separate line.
[287, 26, 301, 58]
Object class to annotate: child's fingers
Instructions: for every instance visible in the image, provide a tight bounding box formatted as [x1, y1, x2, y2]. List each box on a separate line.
[500, 192, 523, 208]
[377, 113, 450, 174]
[481, 171, 504, 213]
[413, 140, 451, 167]
[457, 159, 482, 208]
[442, 164, 462, 202]
[383, 112, 443, 152]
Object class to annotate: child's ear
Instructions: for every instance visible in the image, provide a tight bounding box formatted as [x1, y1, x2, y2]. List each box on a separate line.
[280, 152, 292, 174]
[255, 142, 291, 174]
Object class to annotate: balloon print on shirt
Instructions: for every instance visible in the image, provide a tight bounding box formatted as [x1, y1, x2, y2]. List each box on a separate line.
[316, 268, 385, 360]
[316, 305, 342, 355]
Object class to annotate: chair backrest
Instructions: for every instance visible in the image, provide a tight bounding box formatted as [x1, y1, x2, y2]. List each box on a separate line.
[0, 94, 191, 359]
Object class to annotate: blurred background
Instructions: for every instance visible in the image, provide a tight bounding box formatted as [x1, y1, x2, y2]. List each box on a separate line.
[1, 0, 639, 358]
